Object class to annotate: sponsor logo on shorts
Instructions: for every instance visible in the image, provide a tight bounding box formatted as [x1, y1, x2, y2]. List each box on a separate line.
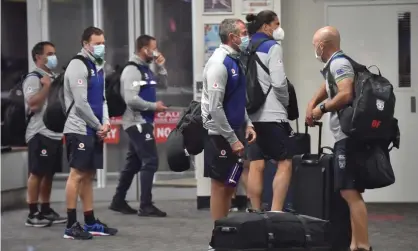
[219, 149, 227, 158]
[145, 133, 153, 141]
[338, 155, 346, 169]
[40, 149, 48, 157]
[78, 143, 85, 151]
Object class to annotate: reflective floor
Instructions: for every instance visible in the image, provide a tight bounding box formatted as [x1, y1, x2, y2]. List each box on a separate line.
[2, 188, 418, 251]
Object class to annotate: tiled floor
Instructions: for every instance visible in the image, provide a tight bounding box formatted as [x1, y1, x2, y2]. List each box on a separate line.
[2, 191, 418, 251]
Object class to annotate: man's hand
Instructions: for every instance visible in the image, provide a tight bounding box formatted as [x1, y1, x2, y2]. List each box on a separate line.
[155, 101, 168, 112]
[231, 140, 245, 156]
[40, 76, 52, 87]
[305, 105, 315, 126]
[155, 53, 166, 66]
[312, 106, 324, 121]
[97, 124, 111, 140]
[245, 126, 256, 144]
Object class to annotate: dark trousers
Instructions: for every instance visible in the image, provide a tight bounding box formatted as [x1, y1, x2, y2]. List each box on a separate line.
[114, 123, 158, 206]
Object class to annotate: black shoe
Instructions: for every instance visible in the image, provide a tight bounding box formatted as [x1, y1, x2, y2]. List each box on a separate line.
[109, 199, 137, 214]
[63, 222, 93, 240]
[138, 203, 167, 217]
[43, 209, 67, 224]
[25, 212, 52, 227]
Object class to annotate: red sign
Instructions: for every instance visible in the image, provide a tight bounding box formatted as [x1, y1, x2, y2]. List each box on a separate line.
[104, 124, 120, 144]
[153, 111, 181, 143]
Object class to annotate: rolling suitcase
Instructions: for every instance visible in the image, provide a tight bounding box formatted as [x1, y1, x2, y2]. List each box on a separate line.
[261, 120, 311, 211]
[291, 122, 351, 251]
[213, 211, 331, 251]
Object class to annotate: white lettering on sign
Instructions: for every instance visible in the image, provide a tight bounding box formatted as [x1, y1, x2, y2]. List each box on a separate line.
[156, 127, 173, 138]
[155, 111, 181, 124]
[106, 128, 117, 139]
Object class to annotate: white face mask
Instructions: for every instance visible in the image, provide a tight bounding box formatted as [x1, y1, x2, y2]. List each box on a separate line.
[315, 43, 324, 63]
[273, 27, 285, 41]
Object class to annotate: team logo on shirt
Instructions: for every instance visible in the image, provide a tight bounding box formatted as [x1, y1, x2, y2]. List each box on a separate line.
[77, 79, 83, 85]
[40, 149, 48, 156]
[338, 155, 346, 169]
[231, 68, 237, 77]
[376, 99, 385, 111]
[335, 68, 345, 76]
[91, 69, 95, 76]
[213, 82, 219, 89]
[78, 143, 85, 151]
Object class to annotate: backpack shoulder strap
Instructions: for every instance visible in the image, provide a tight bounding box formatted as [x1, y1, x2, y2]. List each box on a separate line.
[128, 62, 148, 81]
[71, 55, 92, 79]
[250, 38, 274, 74]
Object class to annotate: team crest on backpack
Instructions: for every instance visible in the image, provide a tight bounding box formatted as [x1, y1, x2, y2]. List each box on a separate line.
[376, 99, 385, 111]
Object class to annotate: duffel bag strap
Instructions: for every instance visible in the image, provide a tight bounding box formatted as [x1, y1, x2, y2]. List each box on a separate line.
[295, 214, 312, 250]
[261, 212, 275, 248]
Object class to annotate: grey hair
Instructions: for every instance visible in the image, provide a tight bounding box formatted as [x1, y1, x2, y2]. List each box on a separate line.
[219, 18, 242, 43]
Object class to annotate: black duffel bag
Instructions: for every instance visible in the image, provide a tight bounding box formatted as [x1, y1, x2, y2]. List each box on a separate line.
[213, 211, 331, 251]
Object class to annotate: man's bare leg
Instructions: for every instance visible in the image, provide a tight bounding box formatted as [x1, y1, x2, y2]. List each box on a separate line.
[341, 190, 370, 251]
[27, 174, 42, 212]
[247, 160, 265, 210]
[350, 215, 357, 250]
[79, 171, 96, 225]
[39, 175, 53, 213]
[65, 168, 83, 228]
[210, 179, 235, 221]
[271, 159, 292, 211]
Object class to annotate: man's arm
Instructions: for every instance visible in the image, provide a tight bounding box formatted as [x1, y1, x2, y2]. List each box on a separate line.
[23, 76, 48, 112]
[102, 93, 110, 125]
[324, 58, 355, 112]
[66, 59, 102, 130]
[207, 63, 238, 145]
[121, 66, 157, 111]
[268, 44, 289, 106]
[244, 110, 253, 127]
[308, 83, 328, 109]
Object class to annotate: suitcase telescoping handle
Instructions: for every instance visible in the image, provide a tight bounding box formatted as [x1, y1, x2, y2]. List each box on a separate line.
[304, 121, 323, 155]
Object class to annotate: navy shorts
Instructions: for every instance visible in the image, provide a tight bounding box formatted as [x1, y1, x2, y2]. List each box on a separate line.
[28, 134, 63, 176]
[204, 129, 245, 183]
[248, 122, 294, 161]
[65, 133, 103, 171]
[333, 138, 365, 193]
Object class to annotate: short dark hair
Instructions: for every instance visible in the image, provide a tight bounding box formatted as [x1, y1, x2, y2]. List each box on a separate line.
[31, 41, 55, 62]
[246, 10, 278, 36]
[135, 35, 156, 51]
[81, 26, 104, 46]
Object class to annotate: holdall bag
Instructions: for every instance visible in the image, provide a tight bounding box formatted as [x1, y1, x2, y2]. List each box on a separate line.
[212, 211, 331, 251]
[291, 122, 351, 250]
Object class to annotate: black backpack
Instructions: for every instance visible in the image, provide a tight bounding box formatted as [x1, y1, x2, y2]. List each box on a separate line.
[242, 39, 300, 119]
[175, 100, 208, 155]
[286, 78, 299, 121]
[166, 128, 191, 172]
[105, 61, 142, 117]
[242, 38, 273, 114]
[43, 55, 91, 133]
[3, 71, 43, 146]
[326, 54, 396, 140]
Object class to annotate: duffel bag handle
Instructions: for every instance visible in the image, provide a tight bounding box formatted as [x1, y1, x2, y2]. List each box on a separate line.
[214, 226, 237, 233]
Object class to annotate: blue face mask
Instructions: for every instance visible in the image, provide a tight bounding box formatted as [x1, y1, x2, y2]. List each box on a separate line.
[92, 44, 105, 59]
[45, 55, 57, 70]
[239, 36, 250, 51]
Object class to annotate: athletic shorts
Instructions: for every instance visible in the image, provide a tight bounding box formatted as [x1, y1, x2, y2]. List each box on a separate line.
[248, 122, 295, 161]
[28, 134, 63, 176]
[333, 138, 365, 193]
[65, 133, 103, 171]
[204, 129, 245, 182]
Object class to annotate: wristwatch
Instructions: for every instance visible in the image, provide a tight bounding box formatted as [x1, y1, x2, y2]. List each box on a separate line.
[319, 103, 328, 113]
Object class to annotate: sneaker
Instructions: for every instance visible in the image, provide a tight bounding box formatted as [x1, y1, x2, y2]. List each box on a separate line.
[63, 222, 93, 240]
[109, 199, 137, 214]
[25, 212, 52, 227]
[43, 209, 67, 224]
[138, 203, 167, 217]
[84, 218, 118, 236]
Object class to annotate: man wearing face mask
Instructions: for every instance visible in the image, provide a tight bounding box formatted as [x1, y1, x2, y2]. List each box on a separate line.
[202, 18, 256, 251]
[23, 41, 67, 227]
[245, 11, 294, 212]
[109, 35, 168, 217]
[62, 26, 117, 240]
[306, 26, 371, 251]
